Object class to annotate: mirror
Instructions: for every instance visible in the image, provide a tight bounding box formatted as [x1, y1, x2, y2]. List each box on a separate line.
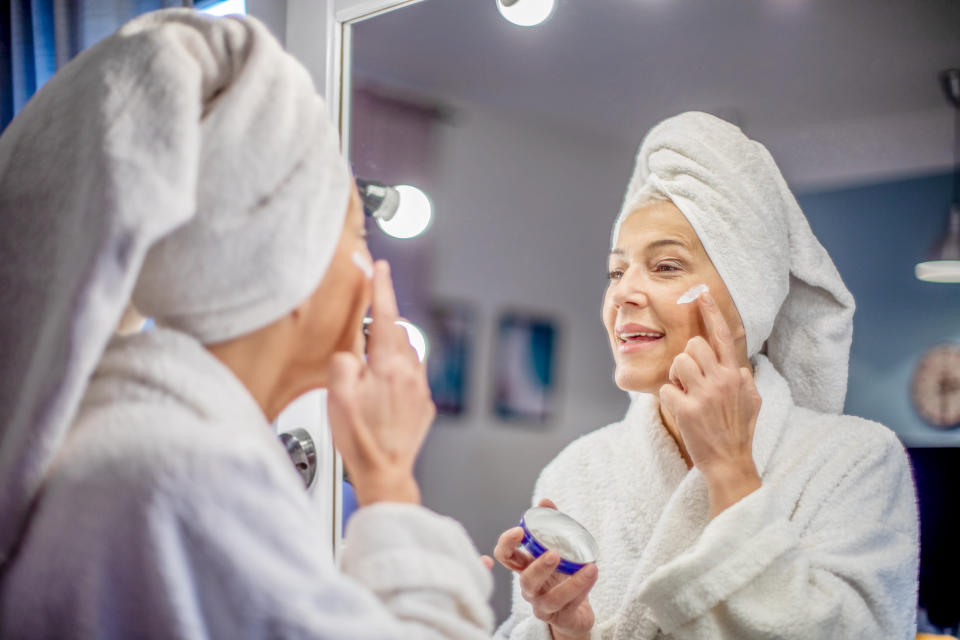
[345, 0, 960, 625]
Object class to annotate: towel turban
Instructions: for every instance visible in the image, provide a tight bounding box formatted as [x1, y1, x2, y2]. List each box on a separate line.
[0, 10, 350, 565]
[612, 112, 855, 415]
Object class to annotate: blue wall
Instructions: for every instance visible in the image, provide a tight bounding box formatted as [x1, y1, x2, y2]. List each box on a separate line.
[797, 172, 960, 447]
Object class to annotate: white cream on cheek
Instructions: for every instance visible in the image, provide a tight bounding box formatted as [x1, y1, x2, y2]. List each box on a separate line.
[676, 283, 709, 304]
[351, 251, 374, 279]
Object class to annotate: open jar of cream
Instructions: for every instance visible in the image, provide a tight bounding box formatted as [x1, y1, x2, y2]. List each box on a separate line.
[518, 506, 600, 574]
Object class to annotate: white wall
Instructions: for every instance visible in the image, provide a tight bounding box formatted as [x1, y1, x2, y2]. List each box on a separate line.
[246, 0, 287, 45]
[283, 0, 330, 97]
[406, 102, 636, 623]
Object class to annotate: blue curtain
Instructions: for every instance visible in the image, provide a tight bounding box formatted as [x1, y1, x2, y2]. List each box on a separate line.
[1, 0, 185, 132]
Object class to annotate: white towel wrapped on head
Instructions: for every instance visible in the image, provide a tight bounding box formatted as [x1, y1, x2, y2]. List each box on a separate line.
[0, 10, 351, 564]
[613, 111, 855, 414]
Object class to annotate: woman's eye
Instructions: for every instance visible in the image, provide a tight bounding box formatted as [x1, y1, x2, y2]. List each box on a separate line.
[607, 269, 624, 281]
[654, 261, 682, 273]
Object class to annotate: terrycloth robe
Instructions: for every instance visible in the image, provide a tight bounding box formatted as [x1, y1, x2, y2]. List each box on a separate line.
[0, 328, 494, 639]
[495, 356, 918, 640]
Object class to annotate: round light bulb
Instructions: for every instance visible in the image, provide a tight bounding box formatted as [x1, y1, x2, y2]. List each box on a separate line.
[396, 321, 429, 362]
[496, 0, 555, 27]
[376, 185, 432, 239]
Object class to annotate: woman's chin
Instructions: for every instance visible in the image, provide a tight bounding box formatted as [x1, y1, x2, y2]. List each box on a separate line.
[614, 367, 666, 395]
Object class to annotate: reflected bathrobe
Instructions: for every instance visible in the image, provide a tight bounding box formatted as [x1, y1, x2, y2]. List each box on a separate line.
[0, 328, 494, 638]
[496, 356, 918, 640]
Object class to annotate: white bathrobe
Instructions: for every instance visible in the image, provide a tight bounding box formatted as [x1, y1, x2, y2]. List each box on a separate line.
[496, 356, 918, 640]
[0, 328, 494, 639]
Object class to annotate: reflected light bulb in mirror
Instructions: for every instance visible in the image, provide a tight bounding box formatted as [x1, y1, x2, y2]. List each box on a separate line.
[376, 185, 433, 239]
[496, 0, 556, 27]
[396, 321, 429, 362]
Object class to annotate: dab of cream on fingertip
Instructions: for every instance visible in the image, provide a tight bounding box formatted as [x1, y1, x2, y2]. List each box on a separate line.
[351, 251, 374, 279]
[677, 283, 709, 305]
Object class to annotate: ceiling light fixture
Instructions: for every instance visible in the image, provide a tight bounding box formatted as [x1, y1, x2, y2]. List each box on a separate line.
[916, 69, 960, 283]
[496, 0, 556, 27]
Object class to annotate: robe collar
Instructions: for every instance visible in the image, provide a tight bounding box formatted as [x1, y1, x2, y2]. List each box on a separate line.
[598, 354, 795, 639]
[623, 354, 792, 480]
[85, 327, 271, 435]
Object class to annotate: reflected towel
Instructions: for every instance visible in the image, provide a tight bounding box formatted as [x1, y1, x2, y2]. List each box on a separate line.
[613, 111, 855, 414]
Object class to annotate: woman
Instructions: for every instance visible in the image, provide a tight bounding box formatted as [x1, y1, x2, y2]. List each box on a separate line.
[0, 10, 492, 638]
[494, 112, 918, 639]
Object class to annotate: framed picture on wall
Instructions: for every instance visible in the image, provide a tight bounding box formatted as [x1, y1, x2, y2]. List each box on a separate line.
[426, 301, 476, 416]
[493, 312, 558, 423]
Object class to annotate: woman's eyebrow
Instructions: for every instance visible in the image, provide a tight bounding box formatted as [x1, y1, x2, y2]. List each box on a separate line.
[610, 238, 692, 258]
[646, 238, 690, 251]
[609, 238, 691, 257]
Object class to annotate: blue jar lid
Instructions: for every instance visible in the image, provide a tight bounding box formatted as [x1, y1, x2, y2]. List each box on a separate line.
[518, 506, 599, 575]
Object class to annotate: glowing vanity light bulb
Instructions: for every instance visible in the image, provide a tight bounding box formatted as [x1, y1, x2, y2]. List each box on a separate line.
[496, 0, 556, 27]
[396, 321, 429, 362]
[376, 185, 433, 239]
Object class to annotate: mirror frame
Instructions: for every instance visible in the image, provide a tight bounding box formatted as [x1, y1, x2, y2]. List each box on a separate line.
[328, 0, 425, 177]
[284, 0, 426, 557]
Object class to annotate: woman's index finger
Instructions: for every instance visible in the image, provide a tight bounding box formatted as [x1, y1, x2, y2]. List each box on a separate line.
[366, 261, 404, 359]
[697, 291, 738, 367]
[371, 260, 399, 321]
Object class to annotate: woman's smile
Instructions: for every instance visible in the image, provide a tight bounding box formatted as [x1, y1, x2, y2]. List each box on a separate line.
[615, 322, 665, 354]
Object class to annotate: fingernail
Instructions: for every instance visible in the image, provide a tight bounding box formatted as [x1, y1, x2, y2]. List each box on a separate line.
[545, 552, 559, 566]
[702, 292, 715, 305]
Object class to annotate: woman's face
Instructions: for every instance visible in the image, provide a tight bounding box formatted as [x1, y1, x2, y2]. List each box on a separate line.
[602, 200, 747, 394]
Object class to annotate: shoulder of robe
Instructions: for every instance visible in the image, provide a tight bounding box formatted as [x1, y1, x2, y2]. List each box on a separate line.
[784, 406, 906, 464]
[12, 405, 329, 617]
[774, 406, 914, 534]
[45, 401, 307, 518]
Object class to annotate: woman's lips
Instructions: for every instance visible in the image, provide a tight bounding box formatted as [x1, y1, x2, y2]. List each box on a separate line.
[617, 335, 664, 354]
[615, 323, 665, 354]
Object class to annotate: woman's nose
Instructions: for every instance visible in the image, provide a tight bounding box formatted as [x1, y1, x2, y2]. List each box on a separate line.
[610, 272, 650, 308]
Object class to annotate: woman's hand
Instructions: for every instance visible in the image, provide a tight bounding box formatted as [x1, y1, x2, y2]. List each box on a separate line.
[493, 499, 598, 640]
[659, 291, 763, 517]
[326, 261, 435, 506]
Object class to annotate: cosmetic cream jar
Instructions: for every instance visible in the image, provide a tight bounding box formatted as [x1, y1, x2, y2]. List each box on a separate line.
[518, 506, 599, 574]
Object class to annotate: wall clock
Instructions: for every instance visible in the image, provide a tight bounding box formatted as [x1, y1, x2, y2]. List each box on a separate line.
[911, 343, 960, 429]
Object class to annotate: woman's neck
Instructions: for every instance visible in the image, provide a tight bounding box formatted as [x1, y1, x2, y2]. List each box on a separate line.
[205, 324, 292, 423]
[659, 403, 694, 469]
